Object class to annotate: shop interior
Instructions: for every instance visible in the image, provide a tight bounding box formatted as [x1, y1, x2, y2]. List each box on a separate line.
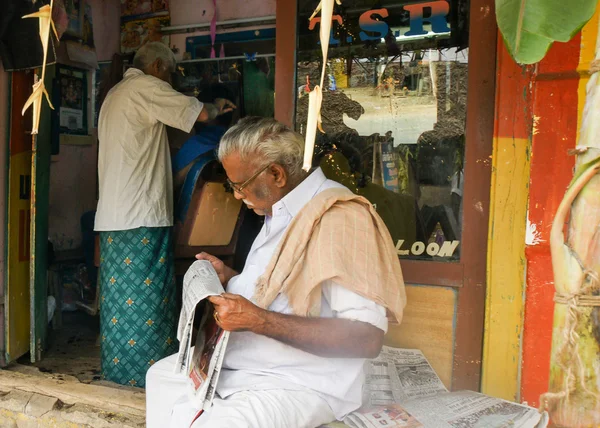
[1, 0, 471, 392]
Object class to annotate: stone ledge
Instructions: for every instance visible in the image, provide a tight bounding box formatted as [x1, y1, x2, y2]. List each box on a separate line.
[0, 402, 145, 427]
[0, 366, 145, 418]
[0, 390, 34, 414]
[25, 394, 61, 418]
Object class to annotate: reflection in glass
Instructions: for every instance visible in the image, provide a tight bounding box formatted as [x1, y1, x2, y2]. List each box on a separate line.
[295, 0, 468, 262]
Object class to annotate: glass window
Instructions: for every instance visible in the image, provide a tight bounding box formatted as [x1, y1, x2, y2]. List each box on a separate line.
[295, 0, 469, 261]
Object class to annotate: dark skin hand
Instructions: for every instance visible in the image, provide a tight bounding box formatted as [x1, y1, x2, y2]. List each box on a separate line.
[197, 98, 236, 122]
[196, 252, 238, 285]
[207, 289, 384, 359]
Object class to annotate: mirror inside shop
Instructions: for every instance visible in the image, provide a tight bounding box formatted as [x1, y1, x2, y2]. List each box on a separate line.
[296, 0, 469, 262]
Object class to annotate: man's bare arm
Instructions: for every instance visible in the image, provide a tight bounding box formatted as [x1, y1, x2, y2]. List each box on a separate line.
[196, 98, 236, 123]
[208, 293, 384, 359]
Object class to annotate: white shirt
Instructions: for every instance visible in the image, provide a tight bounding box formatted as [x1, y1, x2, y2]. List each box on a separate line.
[218, 168, 388, 420]
[95, 68, 203, 231]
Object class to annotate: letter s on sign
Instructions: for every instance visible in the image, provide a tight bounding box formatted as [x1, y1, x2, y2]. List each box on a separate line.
[359, 8, 389, 41]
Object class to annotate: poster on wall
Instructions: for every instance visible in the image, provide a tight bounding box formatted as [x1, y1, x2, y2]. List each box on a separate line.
[64, 0, 84, 39]
[56, 0, 98, 69]
[52, 0, 70, 39]
[121, 16, 170, 54]
[121, 0, 169, 20]
[58, 66, 88, 135]
[82, 2, 95, 49]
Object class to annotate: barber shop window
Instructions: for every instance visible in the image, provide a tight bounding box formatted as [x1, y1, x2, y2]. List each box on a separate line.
[295, 0, 468, 261]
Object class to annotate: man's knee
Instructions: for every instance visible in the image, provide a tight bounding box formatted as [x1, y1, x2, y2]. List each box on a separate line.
[146, 353, 178, 387]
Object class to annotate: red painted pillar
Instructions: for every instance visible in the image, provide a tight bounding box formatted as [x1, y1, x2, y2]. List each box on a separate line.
[520, 36, 580, 406]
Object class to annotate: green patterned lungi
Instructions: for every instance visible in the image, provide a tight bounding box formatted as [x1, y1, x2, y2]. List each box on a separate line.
[99, 227, 178, 388]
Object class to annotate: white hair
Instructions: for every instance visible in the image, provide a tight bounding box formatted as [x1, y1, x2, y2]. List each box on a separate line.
[218, 117, 305, 181]
[133, 42, 176, 72]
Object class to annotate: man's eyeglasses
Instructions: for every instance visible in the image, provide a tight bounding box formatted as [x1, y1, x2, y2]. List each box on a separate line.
[226, 164, 270, 197]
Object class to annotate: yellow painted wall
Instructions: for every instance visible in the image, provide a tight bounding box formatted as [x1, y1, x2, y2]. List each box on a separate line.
[577, 9, 600, 137]
[6, 151, 31, 361]
[482, 136, 530, 400]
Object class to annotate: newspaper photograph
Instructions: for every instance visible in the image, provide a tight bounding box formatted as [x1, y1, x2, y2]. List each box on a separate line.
[174, 260, 230, 410]
[187, 300, 230, 409]
[363, 347, 447, 406]
[345, 404, 423, 428]
[175, 260, 226, 374]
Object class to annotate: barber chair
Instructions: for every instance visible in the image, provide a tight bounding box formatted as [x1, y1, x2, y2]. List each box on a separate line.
[173, 148, 245, 276]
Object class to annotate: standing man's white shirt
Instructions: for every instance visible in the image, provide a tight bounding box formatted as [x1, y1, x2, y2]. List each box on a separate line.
[95, 68, 203, 231]
[146, 168, 388, 427]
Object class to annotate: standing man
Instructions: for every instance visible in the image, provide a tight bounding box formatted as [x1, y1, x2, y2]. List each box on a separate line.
[95, 42, 234, 388]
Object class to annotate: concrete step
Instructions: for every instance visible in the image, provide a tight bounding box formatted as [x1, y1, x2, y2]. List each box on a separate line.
[0, 365, 145, 427]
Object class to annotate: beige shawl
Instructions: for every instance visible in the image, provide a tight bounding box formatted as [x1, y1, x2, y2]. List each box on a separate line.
[254, 187, 407, 324]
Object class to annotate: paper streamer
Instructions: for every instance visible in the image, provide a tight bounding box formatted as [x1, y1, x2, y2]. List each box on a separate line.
[210, 0, 217, 58]
[302, 0, 338, 172]
[22, 0, 58, 135]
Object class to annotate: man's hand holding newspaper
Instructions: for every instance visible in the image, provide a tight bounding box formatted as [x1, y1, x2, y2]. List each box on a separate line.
[208, 292, 266, 332]
[175, 260, 231, 411]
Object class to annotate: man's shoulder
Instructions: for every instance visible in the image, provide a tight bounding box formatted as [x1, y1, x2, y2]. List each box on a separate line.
[317, 178, 348, 194]
[312, 185, 372, 219]
[115, 72, 166, 95]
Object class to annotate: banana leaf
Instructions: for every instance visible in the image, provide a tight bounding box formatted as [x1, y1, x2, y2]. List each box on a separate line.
[496, 0, 597, 64]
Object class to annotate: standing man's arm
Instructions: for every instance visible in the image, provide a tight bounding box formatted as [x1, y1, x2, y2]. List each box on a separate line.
[197, 98, 236, 122]
[149, 84, 236, 132]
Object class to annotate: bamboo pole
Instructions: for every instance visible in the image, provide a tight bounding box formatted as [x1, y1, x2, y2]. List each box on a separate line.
[540, 14, 600, 427]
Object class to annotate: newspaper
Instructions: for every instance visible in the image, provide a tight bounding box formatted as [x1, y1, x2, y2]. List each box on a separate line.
[398, 390, 549, 428]
[175, 260, 230, 410]
[341, 347, 548, 428]
[345, 404, 423, 428]
[362, 347, 448, 406]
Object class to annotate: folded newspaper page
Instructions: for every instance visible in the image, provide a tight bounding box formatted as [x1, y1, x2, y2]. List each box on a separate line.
[345, 404, 423, 428]
[175, 260, 230, 410]
[399, 390, 549, 428]
[362, 347, 448, 406]
[338, 347, 549, 428]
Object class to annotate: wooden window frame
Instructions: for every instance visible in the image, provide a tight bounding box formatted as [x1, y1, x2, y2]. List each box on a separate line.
[275, 0, 497, 390]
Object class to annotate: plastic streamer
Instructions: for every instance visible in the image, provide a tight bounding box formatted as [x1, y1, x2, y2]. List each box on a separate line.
[22, 0, 58, 134]
[302, 0, 340, 172]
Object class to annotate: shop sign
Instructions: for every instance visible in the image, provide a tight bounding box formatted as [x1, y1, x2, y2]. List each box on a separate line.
[395, 239, 460, 257]
[309, 0, 451, 45]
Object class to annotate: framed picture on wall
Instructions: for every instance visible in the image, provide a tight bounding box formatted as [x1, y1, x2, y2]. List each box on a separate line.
[121, 0, 169, 20]
[64, 0, 85, 39]
[57, 65, 88, 136]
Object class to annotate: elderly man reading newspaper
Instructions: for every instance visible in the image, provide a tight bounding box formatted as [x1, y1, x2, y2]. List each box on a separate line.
[146, 117, 407, 428]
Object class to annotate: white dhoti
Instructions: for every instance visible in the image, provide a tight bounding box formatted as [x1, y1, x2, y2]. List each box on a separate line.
[146, 353, 336, 428]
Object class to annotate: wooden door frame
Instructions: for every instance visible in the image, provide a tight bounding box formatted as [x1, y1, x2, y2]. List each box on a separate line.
[0, 68, 11, 366]
[274, 0, 497, 391]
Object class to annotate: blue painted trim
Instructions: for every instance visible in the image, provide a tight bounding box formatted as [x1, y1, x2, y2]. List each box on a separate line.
[176, 154, 216, 222]
[186, 28, 276, 58]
